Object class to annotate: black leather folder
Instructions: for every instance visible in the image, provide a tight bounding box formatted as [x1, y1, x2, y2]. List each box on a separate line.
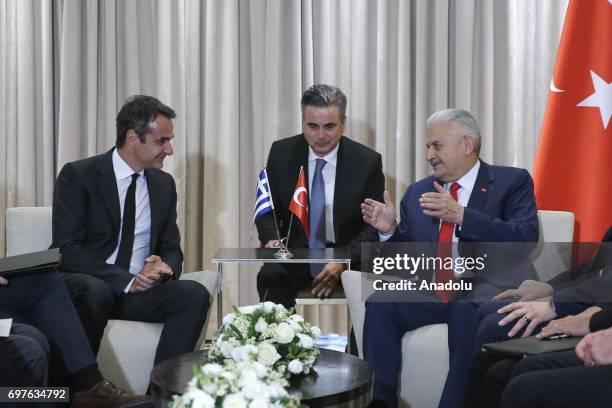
[0, 248, 60, 278]
[483, 335, 582, 358]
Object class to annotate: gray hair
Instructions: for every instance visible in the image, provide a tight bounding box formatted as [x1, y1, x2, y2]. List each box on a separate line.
[426, 109, 481, 154]
[301, 84, 347, 119]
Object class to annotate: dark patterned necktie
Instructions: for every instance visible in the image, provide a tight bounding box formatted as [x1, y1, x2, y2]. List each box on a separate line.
[115, 173, 139, 271]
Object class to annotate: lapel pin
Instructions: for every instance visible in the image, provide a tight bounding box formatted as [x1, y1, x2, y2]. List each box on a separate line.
[481, 187, 488, 192]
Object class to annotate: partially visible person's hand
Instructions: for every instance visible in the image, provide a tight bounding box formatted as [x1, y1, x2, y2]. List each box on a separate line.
[419, 182, 464, 225]
[141, 255, 173, 282]
[576, 327, 612, 366]
[0, 277, 8, 286]
[264, 240, 280, 249]
[498, 298, 557, 337]
[537, 306, 602, 339]
[311, 262, 346, 298]
[494, 280, 554, 302]
[361, 190, 397, 235]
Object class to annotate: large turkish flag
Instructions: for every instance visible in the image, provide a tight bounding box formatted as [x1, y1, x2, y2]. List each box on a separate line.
[533, 0, 612, 243]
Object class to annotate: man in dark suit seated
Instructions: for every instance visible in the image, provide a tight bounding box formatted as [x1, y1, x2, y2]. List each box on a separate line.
[360, 109, 539, 407]
[52, 95, 210, 365]
[255, 84, 385, 307]
[0, 273, 148, 406]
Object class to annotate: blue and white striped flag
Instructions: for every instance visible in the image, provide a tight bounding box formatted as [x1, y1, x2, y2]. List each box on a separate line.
[253, 168, 274, 222]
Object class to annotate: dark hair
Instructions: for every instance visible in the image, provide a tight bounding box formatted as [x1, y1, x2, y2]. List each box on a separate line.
[301, 84, 347, 119]
[116, 95, 176, 147]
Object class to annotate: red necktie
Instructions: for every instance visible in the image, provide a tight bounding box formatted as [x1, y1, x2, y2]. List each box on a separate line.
[435, 182, 460, 303]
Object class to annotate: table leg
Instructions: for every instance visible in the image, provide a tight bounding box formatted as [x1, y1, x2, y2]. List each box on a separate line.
[216, 263, 223, 327]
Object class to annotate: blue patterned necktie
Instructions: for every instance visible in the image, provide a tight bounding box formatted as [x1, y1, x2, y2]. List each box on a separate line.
[309, 158, 326, 277]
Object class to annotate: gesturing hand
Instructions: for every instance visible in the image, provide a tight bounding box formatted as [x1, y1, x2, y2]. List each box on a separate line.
[419, 182, 464, 225]
[361, 190, 397, 235]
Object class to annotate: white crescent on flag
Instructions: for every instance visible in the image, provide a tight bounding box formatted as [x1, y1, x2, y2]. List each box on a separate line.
[550, 78, 564, 93]
[292, 187, 307, 207]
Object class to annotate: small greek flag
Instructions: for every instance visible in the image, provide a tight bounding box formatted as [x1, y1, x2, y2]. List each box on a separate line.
[253, 168, 274, 222]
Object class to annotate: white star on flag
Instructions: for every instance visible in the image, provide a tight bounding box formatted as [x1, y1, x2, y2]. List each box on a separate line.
[576, 70, 611, 130]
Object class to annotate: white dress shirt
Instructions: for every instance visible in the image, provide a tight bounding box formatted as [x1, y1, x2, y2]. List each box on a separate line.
[308, 145, 339, 244]
[106, 149, 152, 290]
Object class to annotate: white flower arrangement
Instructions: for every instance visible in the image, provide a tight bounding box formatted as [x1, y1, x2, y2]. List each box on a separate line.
[171, 359, 303, 408]
[208, 302, 321, 377]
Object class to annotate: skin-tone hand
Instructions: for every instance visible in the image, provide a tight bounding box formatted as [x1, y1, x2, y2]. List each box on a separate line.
[537, 306, 602, 339]
[128, 255, 173, 292]
[419, 182, 464, 225]
[494, 281, 554, 302]
[264, 240, 280, 248]
[497, 298, 557, 337]
[361, 190, 397, 235]
[311, 262, 346, 298]
[0, 277, 7, 286]
[576, 327, 612, 366]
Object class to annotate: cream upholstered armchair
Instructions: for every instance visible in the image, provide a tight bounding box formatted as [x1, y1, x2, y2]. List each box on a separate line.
[342, 210, 575, 408]
[5, 206, 217, 394]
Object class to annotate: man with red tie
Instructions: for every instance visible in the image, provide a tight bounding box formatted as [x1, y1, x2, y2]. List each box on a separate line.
[360, 109, 539, 407]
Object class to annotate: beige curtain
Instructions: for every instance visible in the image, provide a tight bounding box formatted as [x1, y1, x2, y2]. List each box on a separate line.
[0, 0, 568, 335]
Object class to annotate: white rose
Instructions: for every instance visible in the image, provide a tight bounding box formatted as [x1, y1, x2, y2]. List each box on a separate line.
[240, 305, 256, 314]
[220, 341, 235, 358]
[249, 398, 269, 408]
[288, 319, 302, 332]
[274, 322, 295, 344]
[311, 326, 321, 338]
[254, 317, 268, 333]
[287, 359, 303, 374]
[257, 342, 281, 366]
[202, 363, 224, 376]
[186, 388, 215, 408]
[290, 314, 304, 322]
[296, 333, 314, 349]
[267, 383, 287, 398]
[231, 345, 258, 362]
[222, 393, 247, 408]
[222, 313, 236, 326]
[240, 379, 269, 400]
[262, 302, 276, 313]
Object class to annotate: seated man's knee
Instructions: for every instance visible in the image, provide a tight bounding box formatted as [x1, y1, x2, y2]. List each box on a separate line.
[173, 280, 210, 309]
[63, 273, 115, 317]
[475, 311, 506, 347]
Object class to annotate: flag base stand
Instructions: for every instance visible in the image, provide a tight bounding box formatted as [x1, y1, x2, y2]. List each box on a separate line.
[273, 241, 293, 259]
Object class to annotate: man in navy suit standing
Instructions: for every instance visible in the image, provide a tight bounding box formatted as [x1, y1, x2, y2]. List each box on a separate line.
[360, 109, 539, 407]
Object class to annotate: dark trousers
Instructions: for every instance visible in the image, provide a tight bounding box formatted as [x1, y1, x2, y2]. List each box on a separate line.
[0, 273, 96, 382]
[62, 272, 209, 364]
[501, 350, 612, 407]
[0, 323, 49, 386]
[363, 295, 481, 408]
[257, 263, 312, 309]
[465, 302, 590, 408]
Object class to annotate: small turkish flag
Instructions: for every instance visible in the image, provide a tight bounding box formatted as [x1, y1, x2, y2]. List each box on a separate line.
[533, 0, 612, 243]
[289, 166, 310, 240]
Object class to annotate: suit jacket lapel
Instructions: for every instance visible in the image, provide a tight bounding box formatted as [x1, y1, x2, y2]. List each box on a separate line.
[427, 181, 440, 242]
[96, 149, 121, 231]
[332, 137, 348, 242]
[467, 160, 494, 212]
[145, 169, 160, 251]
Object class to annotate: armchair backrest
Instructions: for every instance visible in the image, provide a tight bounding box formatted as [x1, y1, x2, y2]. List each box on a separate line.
[5, 207, 53, 256]
[531, 210, 575, 281]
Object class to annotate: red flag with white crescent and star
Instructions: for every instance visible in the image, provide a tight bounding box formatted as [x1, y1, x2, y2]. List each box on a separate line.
[289, 166, 310, 240]
[533, 0, 612, 243]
